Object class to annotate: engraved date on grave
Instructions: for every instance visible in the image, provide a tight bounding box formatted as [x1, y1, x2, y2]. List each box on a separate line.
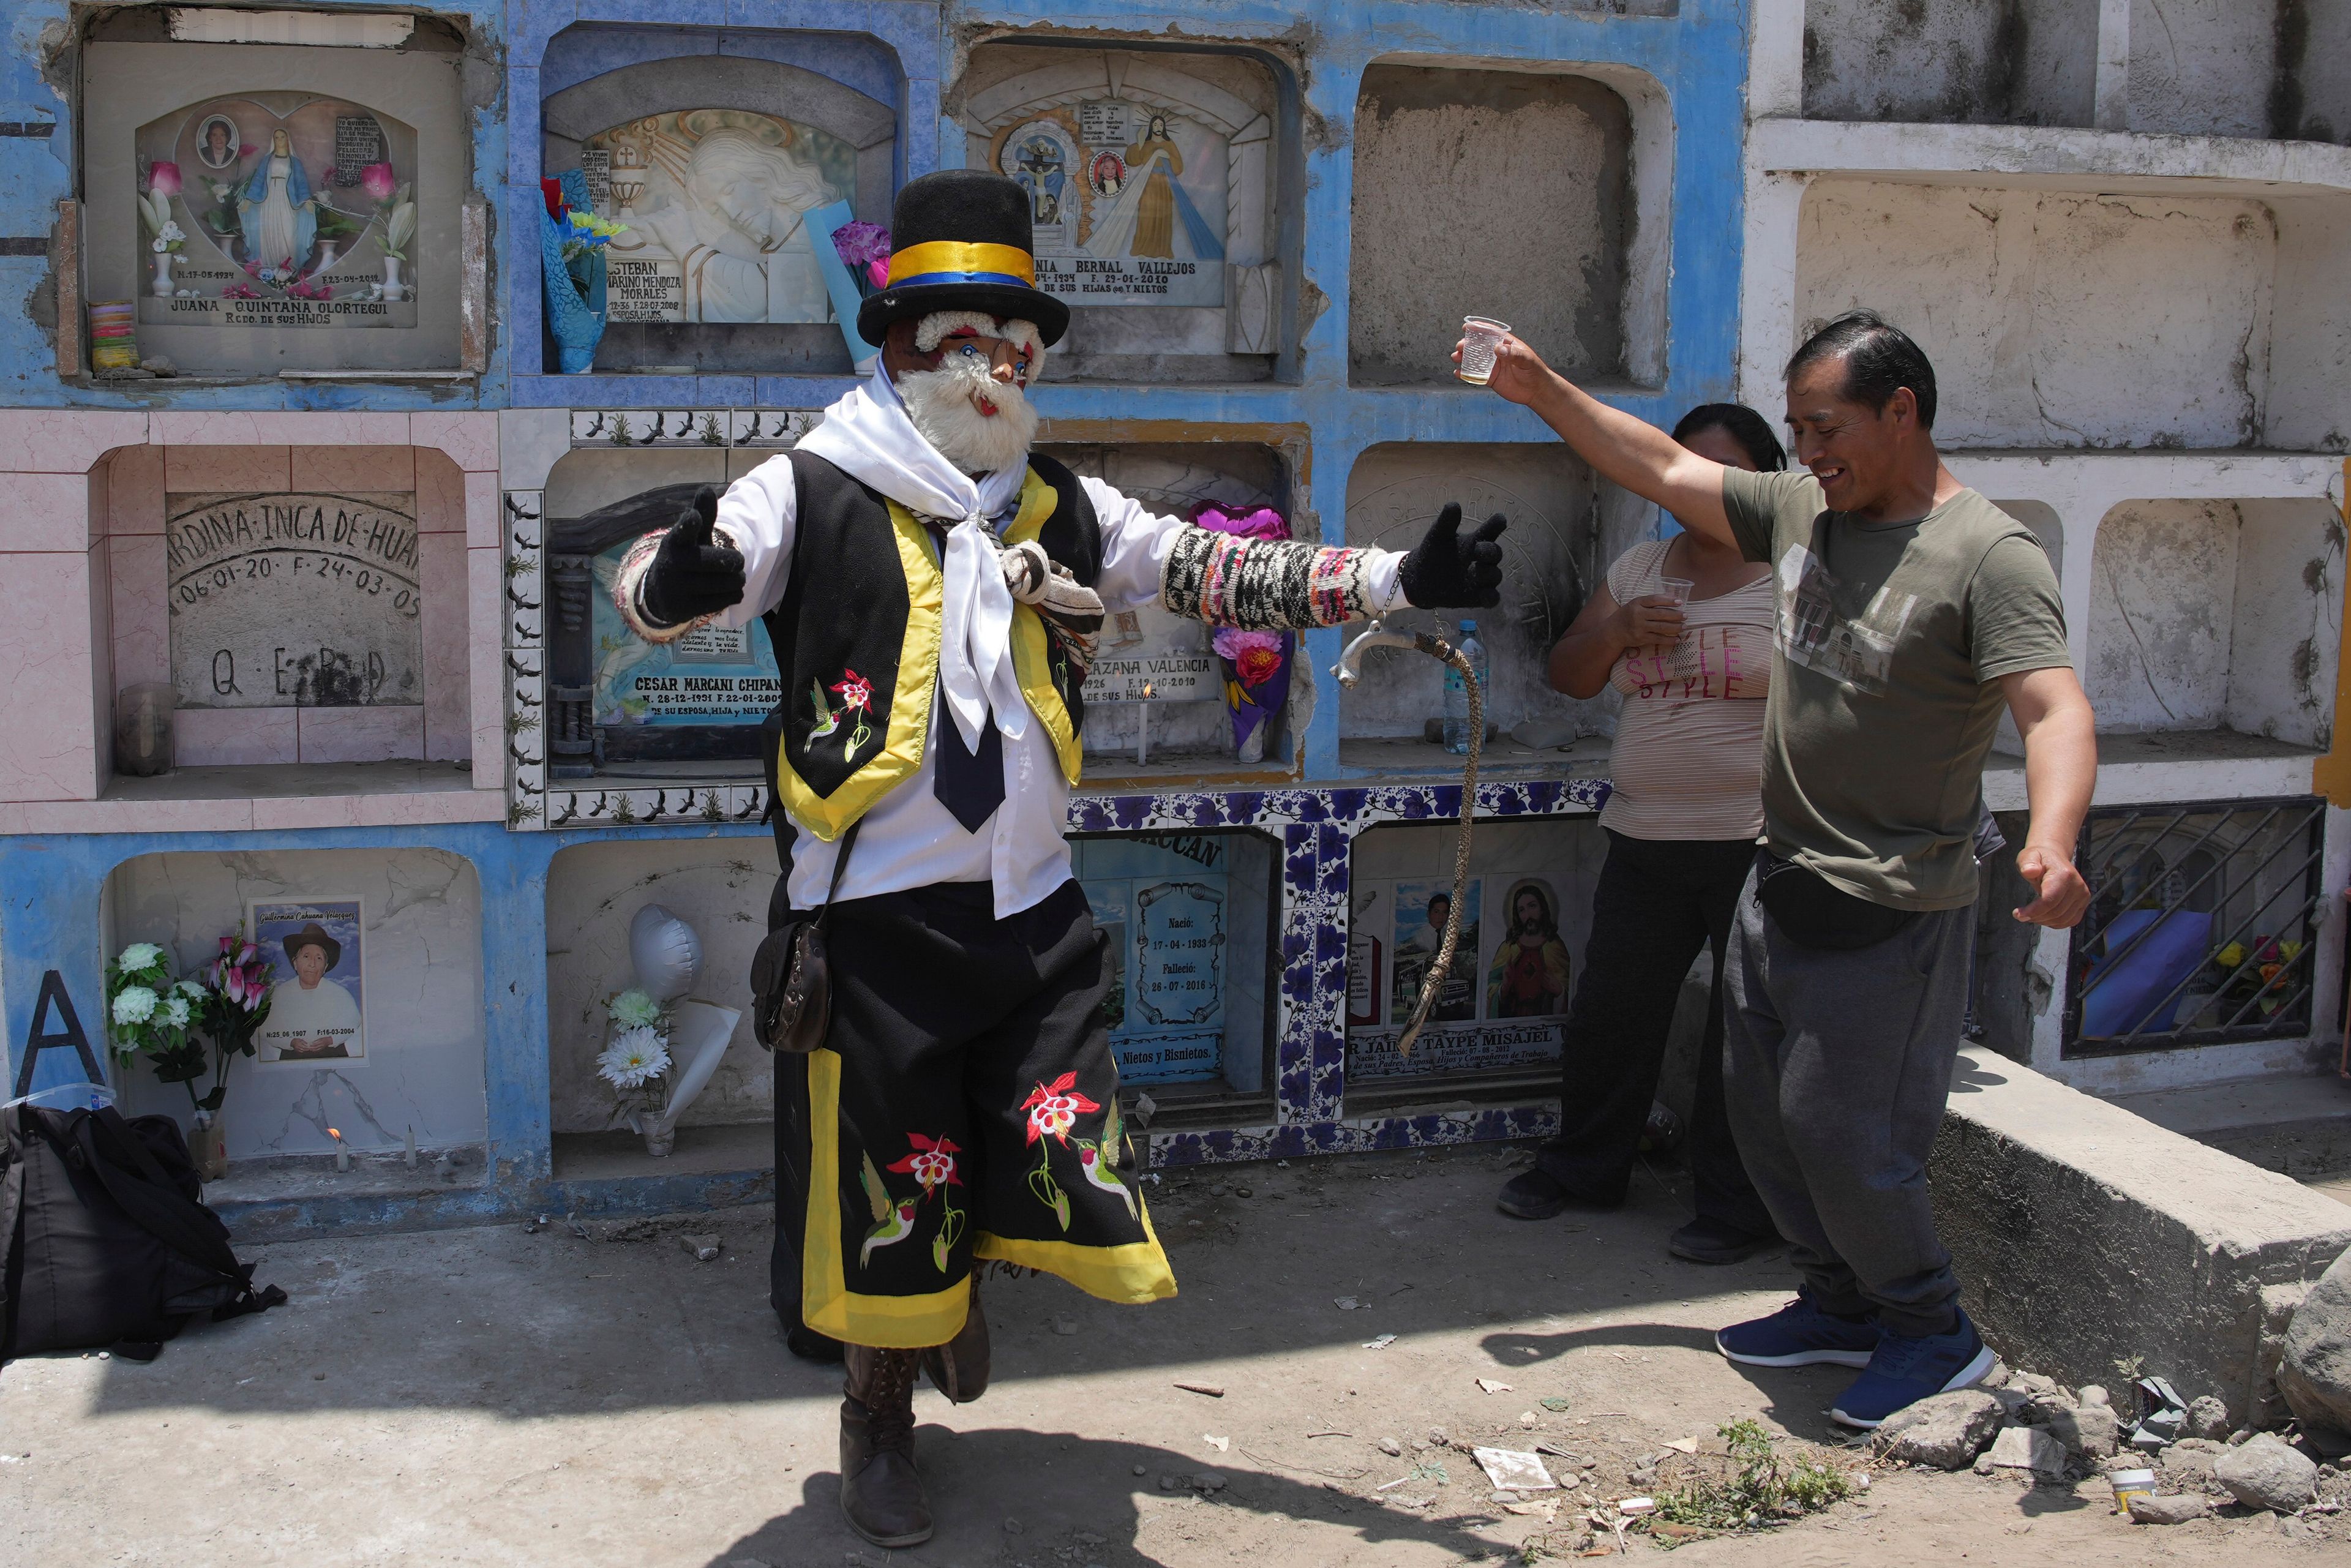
[165, 491, 423, 710]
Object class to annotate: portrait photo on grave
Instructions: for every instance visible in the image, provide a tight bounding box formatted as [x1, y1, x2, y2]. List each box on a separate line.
[580, 110, 855, 326]
[1392, 877, 1481, 1026]
[132, 92, 418, 328]
[248, 899, 367, 1065]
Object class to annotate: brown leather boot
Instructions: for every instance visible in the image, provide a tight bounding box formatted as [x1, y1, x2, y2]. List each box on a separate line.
[839, 1345, 931, 1547]
[922, 1275, 991, 1404]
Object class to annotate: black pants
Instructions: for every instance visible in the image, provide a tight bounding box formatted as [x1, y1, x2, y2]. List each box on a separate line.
[1534, 831, 1774, 1236]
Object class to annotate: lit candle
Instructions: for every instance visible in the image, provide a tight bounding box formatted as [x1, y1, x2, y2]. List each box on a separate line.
[1136, 683, 1153, 766]
[329, 1127, 349, 1172]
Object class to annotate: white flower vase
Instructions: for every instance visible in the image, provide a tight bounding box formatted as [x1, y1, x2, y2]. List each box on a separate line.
[381, 255, 407, 302]
[314, 239, 340, 272]
[632, 1000, 740, 1158]
[151, 252, 176, 297]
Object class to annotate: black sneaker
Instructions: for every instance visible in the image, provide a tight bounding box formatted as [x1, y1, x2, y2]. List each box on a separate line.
[1667, 1217, 1782, 1265]
[1496, 1168, 1619, 1220]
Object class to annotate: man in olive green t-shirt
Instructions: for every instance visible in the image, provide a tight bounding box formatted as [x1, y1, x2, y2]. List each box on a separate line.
[1468, 310, 2096, 1431]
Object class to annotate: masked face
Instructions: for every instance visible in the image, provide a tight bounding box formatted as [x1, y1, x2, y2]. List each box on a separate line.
[898, 331, 1040, 474]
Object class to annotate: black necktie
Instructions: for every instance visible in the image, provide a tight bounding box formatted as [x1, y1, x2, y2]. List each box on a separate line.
[933, 704, 1004, 833]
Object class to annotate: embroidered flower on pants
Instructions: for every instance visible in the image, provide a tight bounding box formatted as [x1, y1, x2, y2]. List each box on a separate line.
[888, 1132, 967, 1272]
[1022, 1072, 1100, 1232]
[830, 668, 876, 753]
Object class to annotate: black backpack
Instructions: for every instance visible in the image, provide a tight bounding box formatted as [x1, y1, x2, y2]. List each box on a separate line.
[0, 1102, 283, 1362]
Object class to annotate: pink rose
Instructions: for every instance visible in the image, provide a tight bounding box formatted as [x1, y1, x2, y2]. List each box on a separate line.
[147, 160, 182, 196]
[360, 162, 398, 204]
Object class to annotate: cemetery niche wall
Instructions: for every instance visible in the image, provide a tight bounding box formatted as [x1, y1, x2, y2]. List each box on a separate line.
[82, 36, 472, 375]
[540, 52, 896, 375]
[958, 43, 1288, 381]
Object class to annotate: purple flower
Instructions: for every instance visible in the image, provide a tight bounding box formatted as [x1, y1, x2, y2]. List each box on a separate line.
[1194, 505, 1289, 542]
[831, 220, 891, 270]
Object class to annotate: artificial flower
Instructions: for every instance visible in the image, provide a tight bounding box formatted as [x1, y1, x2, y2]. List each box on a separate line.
[1213, 627, 1285, 686]
[118, 942, 165, 973]
[360, 162, 399, 205]
[159, 992, 192, 1029]
[146, 160, 182, 197]
[158, 220, 184, 243]
[866, 257, 888, 290]
[174, 979, 208, 1002]
[112, 985, 158, 1026]
[596, 1026, 671, 1089]
[607, 988, 664, 1029]
[830, 220, 890, 269]
[540, 177, 567, 221]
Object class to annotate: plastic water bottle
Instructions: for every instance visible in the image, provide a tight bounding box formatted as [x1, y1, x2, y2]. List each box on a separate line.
[1441, 620, 1488, 755]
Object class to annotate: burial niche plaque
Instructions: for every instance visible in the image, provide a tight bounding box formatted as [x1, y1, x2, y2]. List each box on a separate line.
[165, 492, 422, 711]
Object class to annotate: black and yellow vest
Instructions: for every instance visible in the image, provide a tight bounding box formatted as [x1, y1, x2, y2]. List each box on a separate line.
[762, 449, 1100, 842]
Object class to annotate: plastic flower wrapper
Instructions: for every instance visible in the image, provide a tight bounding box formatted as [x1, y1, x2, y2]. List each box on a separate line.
[1194, 505, 1295, 756]
[607, 988, 665, 1030]
[598, 1025, 672, 1090]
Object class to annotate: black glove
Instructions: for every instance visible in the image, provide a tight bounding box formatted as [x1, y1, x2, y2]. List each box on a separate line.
[639, 486, 745, 627]
[1397, 503, 1507, 609]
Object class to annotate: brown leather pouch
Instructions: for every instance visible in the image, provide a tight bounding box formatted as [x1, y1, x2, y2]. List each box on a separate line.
[751, 820, 861, 1054]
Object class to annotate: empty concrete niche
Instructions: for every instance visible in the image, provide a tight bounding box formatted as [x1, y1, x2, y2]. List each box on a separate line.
[1070, 828, 1279, 1117]
[1801, 0, 2099, 126]
[958, 43, 1288, 382]
[2120, 0, 2351, 143]
[1796, 181, 2351, 451]
[1343, 442, 1649, 769]
[539, 26, 899, 373]
[1351, 63, 1668, 390]
[1344, 817, 1608, 1106]
[1041, 441, 1295, 772]
[103, 847, 488, 1188]
[2086, 498, 2343, 763]
[541, 446, 787, 776]
[546, 836, 781, 1180]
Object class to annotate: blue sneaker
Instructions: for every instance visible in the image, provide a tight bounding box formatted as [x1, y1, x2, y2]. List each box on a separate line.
[1715, 1294, 1881, 1369]
[1828, 1308, 1997, 1429]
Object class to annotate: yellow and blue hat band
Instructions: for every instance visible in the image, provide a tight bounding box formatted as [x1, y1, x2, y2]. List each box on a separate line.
[885, 240, 1037, 290]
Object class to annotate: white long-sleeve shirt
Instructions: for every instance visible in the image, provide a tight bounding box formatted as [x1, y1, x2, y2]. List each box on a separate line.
[713, 454, 1406, 917]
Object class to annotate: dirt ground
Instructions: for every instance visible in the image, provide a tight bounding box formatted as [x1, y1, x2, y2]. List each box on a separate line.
[0, 1144, 2336, 1566]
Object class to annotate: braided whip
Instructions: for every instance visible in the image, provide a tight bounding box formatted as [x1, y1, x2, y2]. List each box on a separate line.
[1395, 633, 1482, 1056]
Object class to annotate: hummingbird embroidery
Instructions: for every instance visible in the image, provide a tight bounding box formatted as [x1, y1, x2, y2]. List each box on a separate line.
[808, 677, 841, 738]
[858, 1150, 919, 1267]
[1074, 1097, 1136, 1219]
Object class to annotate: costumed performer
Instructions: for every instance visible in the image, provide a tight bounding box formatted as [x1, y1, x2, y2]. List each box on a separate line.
[613, 170, 1509, 1548]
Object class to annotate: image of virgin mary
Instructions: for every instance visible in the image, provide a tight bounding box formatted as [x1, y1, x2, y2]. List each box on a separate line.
[1086, 113, 1221, 263]
[238, 127, 317, 275]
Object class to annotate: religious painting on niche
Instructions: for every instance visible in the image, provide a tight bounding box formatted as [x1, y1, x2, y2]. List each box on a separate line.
[994, 100, 1226, 307]
[1346, 875, 1567, 1082]
[579, 111, 858, 325]
[248, 897, 367, 1065]
[165, 492, 421, 712]
[132, 93, 419, 329]
[589, 538, 781, 726]
[1076, 835, 1229, 1086]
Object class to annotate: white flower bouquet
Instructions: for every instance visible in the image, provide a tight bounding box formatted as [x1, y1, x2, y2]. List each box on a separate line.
[596, 988, 681, 1152]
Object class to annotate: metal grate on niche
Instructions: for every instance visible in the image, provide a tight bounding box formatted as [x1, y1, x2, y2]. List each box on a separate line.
[2063, 796, 2329, 1057]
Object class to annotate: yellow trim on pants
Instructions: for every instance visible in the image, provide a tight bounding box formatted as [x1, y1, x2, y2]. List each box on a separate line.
[801, 1048, 972, 1348]
[974, 1202, 1178, 1305]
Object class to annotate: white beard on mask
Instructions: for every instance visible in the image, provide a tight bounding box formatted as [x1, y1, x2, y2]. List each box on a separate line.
[897, 348, 1040, 476]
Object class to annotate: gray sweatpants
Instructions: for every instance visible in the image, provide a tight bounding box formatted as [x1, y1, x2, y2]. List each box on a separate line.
[1720, 861, 1973, 1339]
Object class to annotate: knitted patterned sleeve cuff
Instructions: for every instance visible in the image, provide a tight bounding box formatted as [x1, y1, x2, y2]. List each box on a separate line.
[610, 527, 722, 646]
[1158, 527, 1385, 630]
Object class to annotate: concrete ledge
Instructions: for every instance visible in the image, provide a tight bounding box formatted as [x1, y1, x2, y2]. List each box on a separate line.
[1933, 1047, 2351, 1428]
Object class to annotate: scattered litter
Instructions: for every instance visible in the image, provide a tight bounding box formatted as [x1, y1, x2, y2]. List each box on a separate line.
[1132, 1093, 1158, 1127]
[0, 1455, 22, 1464]
[1275, 1159, 1289, 1168]
[566, 1212, 588, 1239]
[679, 1232, 721, 1262]
[1362, 1333, 1397, 1351]
[1333, 1296, 1362, 1311]
[1535, 1439, 1581, 1461]
[2131, 1376, 2188, 1451]
[1203, 1435, 1229, 1452]
[2108, 1468, 2156, 1515]
[1305, 1430, 1352, 1439]
[1660, 1437, 1698, 1455]
[1375, 1476, 1411, 1491]
[1618, 1496, 1656, 1515]
[523, 1215, 546, 1234]
[1472, 1447, 1558, 1492]
[1651, 1521, 1704, 1542]
[1174, 1381, 1226, 1398]
[1540, 1396, 1572, 1412]
[1388, 1282, 1415, 1296]
[1518, 1411, 1540, 1426]
[1476, 1377, 1513, 1395]
[1503, 1499, 1559, 1520]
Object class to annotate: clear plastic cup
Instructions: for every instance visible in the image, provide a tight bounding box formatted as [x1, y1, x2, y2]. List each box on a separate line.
[1457, 317, 1511, 385]
[1658, 577, 1695, 607]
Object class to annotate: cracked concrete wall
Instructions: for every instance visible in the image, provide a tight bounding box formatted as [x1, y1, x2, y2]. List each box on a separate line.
[545, 837, 780, 1136]
[1350, 67, 1632, 387]
[1802, 0, 2099, 126]
[105, 847, 486, 1157]
[2124, 0, 2351, 143]
[1796, 182, 2289, 449]
[2086, 498, 2342, 746]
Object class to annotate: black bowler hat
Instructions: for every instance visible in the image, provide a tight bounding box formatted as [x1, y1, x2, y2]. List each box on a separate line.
[856, 170, 1071, 349]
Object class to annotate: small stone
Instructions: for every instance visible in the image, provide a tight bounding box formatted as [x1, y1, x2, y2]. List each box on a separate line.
[2077, 1384, 2110, 1408]
[1194, 1471, 1227, 1491]
[1870, 1390, 2005, 1470]
[1003, 1518, 1022, 1535]
[2128, 1493, 2210, 1526]
[312, 1371, 325, 1380]
[1333, 1296, 1361, 1311]
[1210, 1184, 1228, 1197]
[680, 1233, 721, 1262]
[1430, 1428, 1449, 1447]
[2215, 1432, 2318, 1512]
[1051, 1315, 1079, 1336]
[1987, 1424, 2070, 1477]
[2184, 1395, 2231, 1441]
[1133, 1463, 1147, 1476]
[1235, 1187, 1253, 1198]
[1378, 1437, 1403, 1456]
[1158, 1474, 1178, 1491]
[138, 354, 177, 377]
[2047, 1398, 2120, 1458]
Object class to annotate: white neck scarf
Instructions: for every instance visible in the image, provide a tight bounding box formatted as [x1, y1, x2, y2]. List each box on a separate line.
[798, 366, 1031, 752]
